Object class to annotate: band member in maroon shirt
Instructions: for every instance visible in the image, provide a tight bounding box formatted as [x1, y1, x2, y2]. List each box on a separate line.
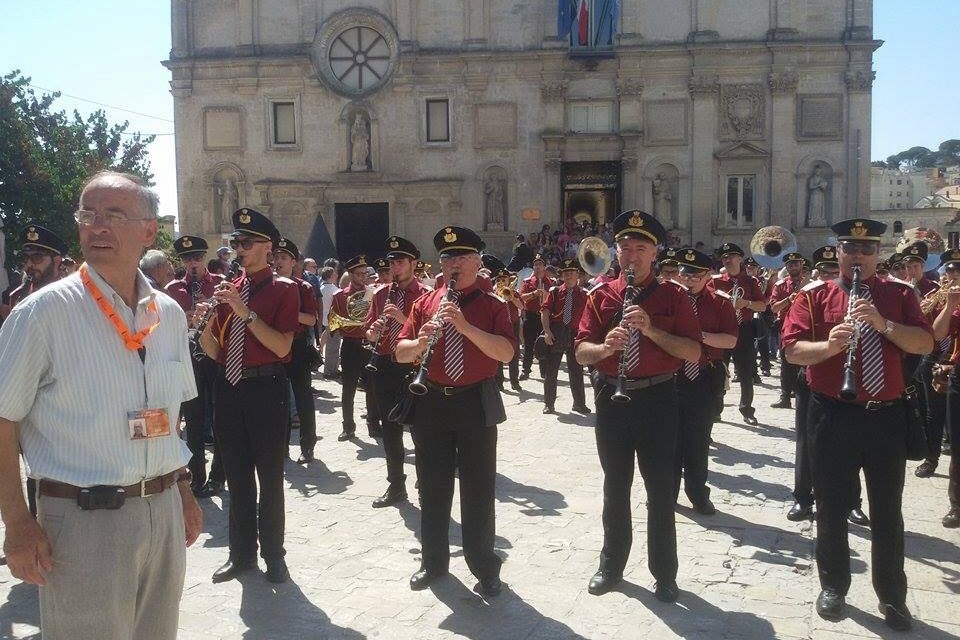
[518, 254, 555, 379]
[1, 224, 67, 320]
[712, 243, 766, 425]
[768, 252, 809, 409]
[199, 207, 300, 585]
[364, 236, 430, 508]
[782, 218, 932, 631]
[165, 235, 226, 498]
[673, 248, 738, 515]
[575, 210, 701, 603]
[482, 253, 522, 392]
[330, 255, 375, 441]
[539, 258, 589, 415]
[396, 226, 515, 598]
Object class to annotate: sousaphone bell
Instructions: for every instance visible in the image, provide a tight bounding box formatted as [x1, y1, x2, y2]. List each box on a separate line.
[749, 226, 798, 269]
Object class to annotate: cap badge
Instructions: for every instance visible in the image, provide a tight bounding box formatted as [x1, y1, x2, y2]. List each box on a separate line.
[389, 238, 399, 249]
[953, 251, 960, 260]
[181, 238, 193, 248]
[444, 230, 457, 243]
[851, 222, 867, 237]
[26, 230, 39, 242]
[629, 213, 643, 227]
[238, 210, 251, 224]
[824, 249, 834, 259]
[685, 251, 695, 261]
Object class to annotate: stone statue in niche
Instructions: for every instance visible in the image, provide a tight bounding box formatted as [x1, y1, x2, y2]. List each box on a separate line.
[806, 164, 829, 227]
[484, 172, 506, 231]
[350, 113, 370, 172]
[217, 176, 238, 231]
[652, 173, 673, 225]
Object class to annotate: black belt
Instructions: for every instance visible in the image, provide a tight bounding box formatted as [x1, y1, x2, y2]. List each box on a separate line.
[232, 363, 286, 380]
[342, 337, 364, 344]
[600, 372, 674, 391]
[814, 392, 902, 412]
[424, 379, 484, 396]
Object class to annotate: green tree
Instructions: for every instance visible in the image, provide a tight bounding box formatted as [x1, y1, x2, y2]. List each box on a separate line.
[0, 69, 155, 259]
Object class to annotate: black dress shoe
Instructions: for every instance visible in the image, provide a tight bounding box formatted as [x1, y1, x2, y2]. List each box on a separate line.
[368, 427, 384, 439]
[518, 372, 529, 381]
[476, 576, 502, 597]
[743, 415, 759, 426]
[372, 485, 408, 508]
[337, 429, 355, 442]
[848, 508, 870, 526]
[770, 398, 792, 409]
[265, 559, 289, 584]
[915, 459, 937, 478]
[409, 567, 446, 591]
[692, 499, 716, 516]
[196, 480, 224, 499]
[753, 374, 763, 383]
[786, 502, 813, 522]
[815, 589, 845, 620]
[654, 581, 680, 603]
[296, 452, 314, 465]
[587, 570, 621, 595]
[879, 603, 912, 631]
[510, 382, 522, 391]
[212, 557, 256, 583]
[942, 507, 959, 528]
[542, 406, 555, 415]
[571, 404, 592, 414]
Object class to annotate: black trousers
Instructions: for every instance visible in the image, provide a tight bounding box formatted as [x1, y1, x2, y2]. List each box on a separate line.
[521, 311, 542, 375]
[285, 359, 317, 457]
[339, 338, 366, 431]
[498, 319, 520, 385]
[184, 355, 224, 487]
[540, 343, 586, 409]
[214, 372, 289, 561]
[372, 356, 414, 486]
[675, 365, 723, 504]
[594, 377, 678, 583]
[732, 323, 756, 417]
[780, 360, 800, 401]
[917, 355, 946, 465]
[946, 373, 960, 509]
[808, 392, 907, 606]
[753, 316, 771, 372]
[411, 386, 500, 580]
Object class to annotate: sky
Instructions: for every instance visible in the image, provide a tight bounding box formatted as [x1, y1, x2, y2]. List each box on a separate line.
[0, 0, 956, 226]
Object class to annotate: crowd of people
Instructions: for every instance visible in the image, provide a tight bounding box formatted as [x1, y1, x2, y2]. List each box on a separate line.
[0, 171, 958, 638]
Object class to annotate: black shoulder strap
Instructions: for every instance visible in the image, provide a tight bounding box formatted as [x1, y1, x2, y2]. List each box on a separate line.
[458, 288, 485, 309]
[610, 279, 659, 330]
[248, 275, 275, 301]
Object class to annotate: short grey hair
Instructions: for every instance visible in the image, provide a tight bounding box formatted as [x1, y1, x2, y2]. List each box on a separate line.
[139, 249, 169, 272]
[84, 170, 160, 219]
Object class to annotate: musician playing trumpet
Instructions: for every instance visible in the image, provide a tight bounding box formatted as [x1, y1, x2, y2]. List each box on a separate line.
[574, 210, 700, 603]
[782, 218, 932, 631]
[395, 226, 515, 598]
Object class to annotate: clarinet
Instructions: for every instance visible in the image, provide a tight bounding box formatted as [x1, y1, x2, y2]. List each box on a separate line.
[188, 268, 205, 362]
[839, 265, 862, 400]
[610, 267, 637, 404]
[408, 274, 459, 396]
[365, 278, 399, 373]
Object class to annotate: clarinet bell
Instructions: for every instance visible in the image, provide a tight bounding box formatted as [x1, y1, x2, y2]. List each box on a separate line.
[610, 378, 631, 404]
[408, 373, 428, 396]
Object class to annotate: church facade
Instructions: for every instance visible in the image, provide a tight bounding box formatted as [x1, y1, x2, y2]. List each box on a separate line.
[164, 0, 879, 260]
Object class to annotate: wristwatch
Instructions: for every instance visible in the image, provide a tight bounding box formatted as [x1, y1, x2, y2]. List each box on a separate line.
[883, 319, 894, 335]
[244, 310, 258, 325]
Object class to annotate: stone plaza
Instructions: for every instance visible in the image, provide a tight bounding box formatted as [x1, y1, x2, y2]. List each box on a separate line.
[0, 359, 957, 639]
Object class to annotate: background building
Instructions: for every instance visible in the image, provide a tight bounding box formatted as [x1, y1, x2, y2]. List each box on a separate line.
[165, 0, 879, 260]
[869, 167, 926, 211]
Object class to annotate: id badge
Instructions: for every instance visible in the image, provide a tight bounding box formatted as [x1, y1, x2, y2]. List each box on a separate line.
[127, 408, 171, 440]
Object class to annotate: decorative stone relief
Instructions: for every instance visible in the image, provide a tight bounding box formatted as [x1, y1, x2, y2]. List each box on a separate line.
[719, 84, 766, 140]
[616, 78, 644, 98]
[845, 70, 876, 93]
[540, 81, 568, 102]
[482, 166, 508, 232]
[687, 74, 719, 97]
[312, 8, 399, 99]
[767, 71, 799, 95]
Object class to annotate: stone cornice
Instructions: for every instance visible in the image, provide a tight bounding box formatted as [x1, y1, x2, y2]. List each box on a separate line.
[688, 74, 719, 97]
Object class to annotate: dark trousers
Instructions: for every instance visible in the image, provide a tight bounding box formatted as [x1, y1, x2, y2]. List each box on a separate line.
[808, 392, 907, 606]
[540, 343, 586, 409]
[918, 355, 946, 465]
[594, 377, 679, 583]
[732, 323, 756, 417]
[675, 365, 723, 504]
[214, 372, 289, 561]
[753, 316, 771, 372]
[365, 366, 382, 428]
[411, 386, 500, 580]
[946, 373, 960, 508]
[339, 338, 366, 431]
[285, 360, 317, 457]
[372, 357, 414, 486]
[521, 311, 542, 375]
[780, 360, 800, 401]
[184, 356, 224, 488]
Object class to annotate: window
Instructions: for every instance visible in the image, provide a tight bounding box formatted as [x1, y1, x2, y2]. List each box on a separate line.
[894, 221, 903, 232]
[568, 102, 613, 133]
[897, 179, 902, 185]
[328, 26, 391, 93]
[897, 191, 902, 197]
[726, 175, 755, 227]
[272, 102, 296, 145]
[565, 0, 618, 50]
[896, 203, 902, 209]
[949, 231, 959, 249]
[425, 99, 450, 143]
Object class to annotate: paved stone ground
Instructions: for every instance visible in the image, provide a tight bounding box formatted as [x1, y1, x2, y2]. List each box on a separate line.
[1, 358, 958, 639]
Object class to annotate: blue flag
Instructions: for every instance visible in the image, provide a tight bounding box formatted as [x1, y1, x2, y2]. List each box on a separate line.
[557, 0, 575, 38]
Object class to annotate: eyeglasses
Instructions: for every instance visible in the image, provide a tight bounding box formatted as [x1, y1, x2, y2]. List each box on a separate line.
[946, 265, 960, 272]
[229, 238, 270, 250]
[22, 253, 52, 265]
[838, 241, 878, 256]
[74, 209, 150, 227]
[677, 270, 705, 280]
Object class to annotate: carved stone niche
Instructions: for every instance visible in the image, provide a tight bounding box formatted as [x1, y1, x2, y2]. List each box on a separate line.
[205, 161, 247, 234]
[481, 166, 509, 232]
[719, 84, 766, 140]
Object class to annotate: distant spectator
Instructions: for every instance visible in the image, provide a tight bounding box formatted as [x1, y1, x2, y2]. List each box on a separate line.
[208, 259, 226, 276]
[139, 249, 174, 289]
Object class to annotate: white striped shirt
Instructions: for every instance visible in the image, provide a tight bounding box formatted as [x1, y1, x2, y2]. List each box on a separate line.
[0, 263, 196, 486]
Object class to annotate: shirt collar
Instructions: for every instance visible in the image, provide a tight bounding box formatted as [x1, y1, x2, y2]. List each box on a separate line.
[246, 266, 273, 285]
[84, 263, 157, 310]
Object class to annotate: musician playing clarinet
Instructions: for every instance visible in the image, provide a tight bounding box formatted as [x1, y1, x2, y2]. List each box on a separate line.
[396, 226, 515, 598]
[782, 218, 932, 631]
[574, 210, 700, 602]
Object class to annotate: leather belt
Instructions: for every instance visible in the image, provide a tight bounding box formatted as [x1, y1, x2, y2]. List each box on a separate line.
[601, 372, 674, 391]
[424, 379, 484, 396]
[814, 392, 902, 412]
[237, 363, 286, 380]
[38, 469, 184, 500]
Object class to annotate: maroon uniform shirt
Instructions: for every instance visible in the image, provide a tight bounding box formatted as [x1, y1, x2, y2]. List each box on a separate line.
[942, 308, 960, 365]
[292, 275, 319, 334]
[781, 275, 931, 403]
[768, 277, 807, 322]
[165, 271, 225, 315]
[397, 280, 517, 387]
[575, 273, 701, 378]
[363, 278, 430, 357]
[541, 283, 587, 330]
[210, 266, 301, 366]
[688, 286, 739, 363]
[330, 282, 370, 340]
[916, 277, 939, 298]
[711, 271, 764, 325]
[518, 274, 556, 313]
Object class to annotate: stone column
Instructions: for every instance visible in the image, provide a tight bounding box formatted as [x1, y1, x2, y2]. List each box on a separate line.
[768, 70, 798, 227]
[238, 0, 256, 54]
[846, 69, 875, 215]
[688, 74, 719, 244]
[171, 0, 190, 58]
[619, 130, 642, 208]
[542, 135, 565, 229]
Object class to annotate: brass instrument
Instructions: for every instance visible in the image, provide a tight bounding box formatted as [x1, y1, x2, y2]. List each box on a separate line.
[495, 274, 519, 301]
[610, 266, 637, 403]
[749, 226, 798, 269]
[840, 265, 863, 400]
[327, 286, 375, 333]
[920, 275, 956, 314]
[409, 274, 459, 395]
[577, 236, 613, 277]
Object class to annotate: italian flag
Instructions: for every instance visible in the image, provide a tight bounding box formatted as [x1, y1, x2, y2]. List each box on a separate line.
[578, 0, 589, 45]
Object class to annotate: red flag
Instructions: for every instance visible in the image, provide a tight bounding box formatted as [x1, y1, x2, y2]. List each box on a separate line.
[577, 0, 589, 45]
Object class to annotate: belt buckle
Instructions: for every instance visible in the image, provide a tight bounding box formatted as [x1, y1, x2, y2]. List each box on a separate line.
[865, 400, 881, 412]
[139, 477, 147, 497]
[442, 386, 455, 396]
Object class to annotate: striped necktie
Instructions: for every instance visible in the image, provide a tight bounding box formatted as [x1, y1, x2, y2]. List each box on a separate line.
[623, 287, 640, 373]
[442, 290, 464, 381]
[683, 294, 701, 380]
[224, 277, 250, 386]
[857, 286, 885, 397]
[386, 287, 406, 350]
[562, 288, 574, 325]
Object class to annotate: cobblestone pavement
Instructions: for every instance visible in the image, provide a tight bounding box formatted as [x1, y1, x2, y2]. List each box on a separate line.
[1, 359, 958, 639]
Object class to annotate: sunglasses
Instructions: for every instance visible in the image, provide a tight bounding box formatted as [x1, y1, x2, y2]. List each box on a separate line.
[229, 238, 270, 250]
[945, 265, 960, 272]
[22, 253, 53, 265]
[838, 241, 878, 256]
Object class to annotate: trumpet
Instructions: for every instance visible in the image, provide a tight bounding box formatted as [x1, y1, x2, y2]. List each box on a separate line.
[365, 279, 401, 372]
[611, 266, 637, 404]
[839, 265, 863, 400]
[920, 275, 958, 314]
[409, 273, 459, 395]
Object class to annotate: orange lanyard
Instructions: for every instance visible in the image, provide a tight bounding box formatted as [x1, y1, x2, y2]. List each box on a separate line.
[80, 264, 160, 351]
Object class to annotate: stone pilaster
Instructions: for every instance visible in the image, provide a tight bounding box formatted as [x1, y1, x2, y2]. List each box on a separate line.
[688, 74, 719, 243]
[768, 70, 798, 227]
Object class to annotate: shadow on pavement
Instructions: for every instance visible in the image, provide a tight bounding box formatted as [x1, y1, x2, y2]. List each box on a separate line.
[495, 473, 568, 517]
[708, 468, 793, 503]
[0, 583, 40, 639]
[284, 459, 352, 498]
[709, 441, 792, 470]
